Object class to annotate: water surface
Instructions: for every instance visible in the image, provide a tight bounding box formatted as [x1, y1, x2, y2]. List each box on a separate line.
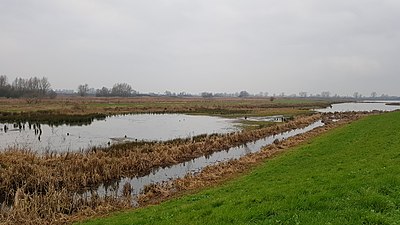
[0, 114, 238, 153]
[315, 101, 400, 113]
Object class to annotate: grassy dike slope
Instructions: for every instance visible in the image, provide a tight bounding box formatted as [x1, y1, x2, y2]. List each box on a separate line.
[78, 111, 400, 225]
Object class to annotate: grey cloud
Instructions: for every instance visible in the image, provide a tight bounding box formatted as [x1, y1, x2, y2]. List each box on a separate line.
[0, 0, 399, 96]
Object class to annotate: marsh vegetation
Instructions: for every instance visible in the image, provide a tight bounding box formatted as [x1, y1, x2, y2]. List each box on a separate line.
[0, 97, 389, 224]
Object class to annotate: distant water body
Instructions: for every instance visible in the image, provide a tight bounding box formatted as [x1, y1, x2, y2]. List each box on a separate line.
[315, 101, 400, 113]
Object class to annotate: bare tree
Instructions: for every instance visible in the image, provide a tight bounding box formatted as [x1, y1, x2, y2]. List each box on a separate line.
[39, 77, 51, 96]
[96, 87, 110, 97]
[164, 90, 173, 96]
[27, 77, 39, 92]
[48, 89, 57, 99]
[201, 92, 213, 98]
[12, 77, 25, 92]
[0, 75, 53, 98]
[0, 75, 8, 87]
[78, 84, 89, 97]
[111, 83, 133, 97]
[321, 91, 330, 98]
[353, 92, 362, 99]
[238, 90, 250, 98]
[299, 92, 307, 98]
[371, 92, 377, 98]
[0, 75, 10, 97]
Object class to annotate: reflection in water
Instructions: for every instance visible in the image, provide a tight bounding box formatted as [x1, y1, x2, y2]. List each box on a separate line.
[0, 114, 106, 127]
[0, 114, 239, 153]
[87, 120, 324, 205]
[245, 115, 287, 122]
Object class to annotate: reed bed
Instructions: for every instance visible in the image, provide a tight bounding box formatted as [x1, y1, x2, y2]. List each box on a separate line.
[0, 96, 332, 119]
[0, 111, 367, 224]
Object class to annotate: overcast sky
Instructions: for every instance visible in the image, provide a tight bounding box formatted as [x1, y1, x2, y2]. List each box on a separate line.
[1, 0, 400, 96]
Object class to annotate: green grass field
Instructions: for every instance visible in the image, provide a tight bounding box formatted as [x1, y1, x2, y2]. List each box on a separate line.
[77, 111, 400, 225]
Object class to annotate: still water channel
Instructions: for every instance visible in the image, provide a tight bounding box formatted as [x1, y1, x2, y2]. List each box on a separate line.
[0, 114, 239, 152]
[315, 101, 400, 113]
[90, 120, 324, 203]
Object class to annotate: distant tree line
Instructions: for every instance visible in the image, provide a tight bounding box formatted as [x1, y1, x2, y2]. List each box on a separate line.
[0, 75, 56, 98]
[201, 91, 253, 98]
[77, 83, 138, 97]
[198, 90, 399, 100]
[97, 83, 137, 97]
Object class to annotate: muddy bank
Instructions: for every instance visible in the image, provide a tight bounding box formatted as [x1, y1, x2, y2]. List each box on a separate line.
[386, 102, 400, 106]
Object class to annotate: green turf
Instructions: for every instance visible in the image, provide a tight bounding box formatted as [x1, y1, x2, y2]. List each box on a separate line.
[77, 111, 400, 225]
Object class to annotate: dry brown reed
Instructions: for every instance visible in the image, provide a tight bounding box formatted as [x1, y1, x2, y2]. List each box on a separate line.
[0, 96, 333, 119]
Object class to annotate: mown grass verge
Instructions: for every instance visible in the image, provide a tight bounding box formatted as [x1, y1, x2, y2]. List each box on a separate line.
[78, 111, 400, 225]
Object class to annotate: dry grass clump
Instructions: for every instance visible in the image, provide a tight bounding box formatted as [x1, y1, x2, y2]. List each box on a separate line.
[0, 186, 131, 225]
